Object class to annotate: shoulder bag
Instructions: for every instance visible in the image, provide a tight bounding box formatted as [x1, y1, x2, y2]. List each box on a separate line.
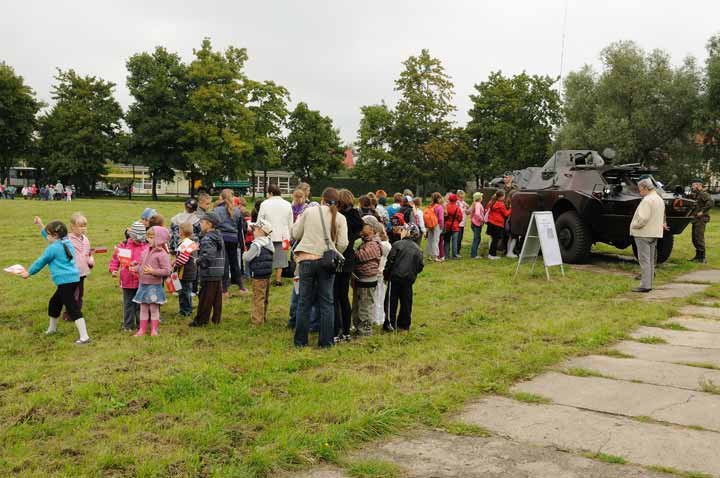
[318, 206, 345, 273]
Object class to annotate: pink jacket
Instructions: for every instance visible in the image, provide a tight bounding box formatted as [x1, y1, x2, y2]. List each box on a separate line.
[109, 238, 149, 289]
[470, 201, 486, 227]
[433, 204, 445, 230]
[69, 233, 94, 277]
[137, 227, 172, 285]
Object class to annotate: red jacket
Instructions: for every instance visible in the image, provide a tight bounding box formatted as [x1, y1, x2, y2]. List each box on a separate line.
[444, 202, 463, 232]
[487, 200, 511, 228]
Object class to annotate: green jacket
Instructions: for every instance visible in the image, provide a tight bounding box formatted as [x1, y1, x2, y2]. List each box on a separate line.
[692, 189, 713, 222]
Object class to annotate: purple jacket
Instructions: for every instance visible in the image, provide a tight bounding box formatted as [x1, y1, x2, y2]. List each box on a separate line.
[137, 227, 172, 285]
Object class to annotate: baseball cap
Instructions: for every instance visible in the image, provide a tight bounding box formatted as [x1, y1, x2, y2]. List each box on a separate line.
[251, 219, 273, 235]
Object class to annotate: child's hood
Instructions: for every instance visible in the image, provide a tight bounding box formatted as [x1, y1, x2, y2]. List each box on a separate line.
[150, 226, 169, 247]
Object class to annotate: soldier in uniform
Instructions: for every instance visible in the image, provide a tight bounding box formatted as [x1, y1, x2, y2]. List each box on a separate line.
[689, 178, 712, 263]
[501, 172, 519, 257]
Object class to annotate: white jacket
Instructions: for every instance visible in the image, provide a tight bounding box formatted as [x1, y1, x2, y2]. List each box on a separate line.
[630, 191, 665, 238]
[258, 196, 294, 243]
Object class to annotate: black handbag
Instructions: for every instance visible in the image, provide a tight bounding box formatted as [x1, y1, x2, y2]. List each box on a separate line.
[318, 207, 345, 273]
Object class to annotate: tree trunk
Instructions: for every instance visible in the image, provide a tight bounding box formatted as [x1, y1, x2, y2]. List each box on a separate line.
[263, 168, 268, 197]
[475, 174, 480, 190]
[189, 170, 195, 197]
[251, 170, 256, 199]
[151, 171, 158, 201]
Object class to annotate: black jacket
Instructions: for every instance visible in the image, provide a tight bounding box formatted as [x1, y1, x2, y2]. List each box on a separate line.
[340, 207, 365, 273]
[384, 237, 424, 283]
[197, 229, 225, 281]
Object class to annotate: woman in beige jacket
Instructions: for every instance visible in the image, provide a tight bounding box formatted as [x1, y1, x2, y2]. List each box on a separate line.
[630, 178, 665, 292]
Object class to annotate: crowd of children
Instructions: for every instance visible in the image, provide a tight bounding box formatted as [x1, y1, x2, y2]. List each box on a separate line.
[16, 181, 517, 348]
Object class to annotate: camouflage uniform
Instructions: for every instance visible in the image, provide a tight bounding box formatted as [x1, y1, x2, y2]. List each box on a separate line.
[691, 188, 712, 262]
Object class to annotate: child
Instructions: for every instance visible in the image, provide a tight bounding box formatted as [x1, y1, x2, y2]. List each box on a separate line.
[373, 226, 392, 326]
[470, 192, 486, 259]
[21, 220, 91, 344]
[35, 213, 94, 320]
[131, 226, 171, 336]
[383, 224, 424, 331]
[352, 216, 383, 336]
[140, 208, 157, 229]
[109, 221, 149, 331]
[189, 212, 225, 327]
[174, 222, 198, 317]
[243, 219, 274, 325]
[486, 190, 511, 260]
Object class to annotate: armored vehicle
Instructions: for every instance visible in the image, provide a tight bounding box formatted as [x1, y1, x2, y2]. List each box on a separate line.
[488, 150, 695, 264]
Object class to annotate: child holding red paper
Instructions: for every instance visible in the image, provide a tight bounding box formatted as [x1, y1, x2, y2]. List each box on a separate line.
[109, 221, 148, 331]
[174, 222, 198, 317]
[131, 226, 171, 337]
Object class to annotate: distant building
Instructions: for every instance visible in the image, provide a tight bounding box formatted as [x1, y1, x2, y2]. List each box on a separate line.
[343, 148, 355, 169]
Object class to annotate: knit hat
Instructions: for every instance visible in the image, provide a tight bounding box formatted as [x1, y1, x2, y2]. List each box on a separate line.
[448, 193, 458, 202]
[691, 178, 704, 185]
[390, 212, 406, 227]
[184, 198, 198, 212]
[473, 192, 483, 201]
[128, 221, 146, 242]
[362, 215, 383, 234]
[406, 224, 420, 239]
[404, 195, 413, 204]
[200, 211, 220, 226]
[251, 219, 273, 235]
[141, 208, 157, 220]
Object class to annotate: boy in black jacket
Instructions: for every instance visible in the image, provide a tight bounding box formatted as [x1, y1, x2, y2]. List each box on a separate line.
[383, 224, 424, 331]
[189, 212, 226, 327]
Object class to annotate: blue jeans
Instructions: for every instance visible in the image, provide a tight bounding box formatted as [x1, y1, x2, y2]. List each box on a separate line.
[294, 259, 335, 348]
[288, 286, 320, 332]
[443, 232, 459, 259]
[178, 280, 194, 316]
[470, 224, 483, 258]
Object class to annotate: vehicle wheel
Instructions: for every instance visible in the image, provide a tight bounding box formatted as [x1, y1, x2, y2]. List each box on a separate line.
[555, 211, 592, 263]
[630, 233, 674, 264]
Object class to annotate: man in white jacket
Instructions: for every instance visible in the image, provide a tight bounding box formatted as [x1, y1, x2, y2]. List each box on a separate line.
[258, 184, 294, 286]
[630, 178, 666, 292]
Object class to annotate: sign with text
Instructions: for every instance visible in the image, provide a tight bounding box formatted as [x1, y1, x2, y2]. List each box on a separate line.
[515, 211, 564, 280]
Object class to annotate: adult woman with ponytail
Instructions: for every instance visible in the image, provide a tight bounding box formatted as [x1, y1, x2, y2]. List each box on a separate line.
[215, 189, 247, 295]
[291, 187, 349, 347]
[21, 219, 91, 344]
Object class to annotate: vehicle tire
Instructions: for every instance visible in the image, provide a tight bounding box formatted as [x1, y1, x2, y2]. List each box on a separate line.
[555, 211, 592, 263]
[630, 233, 674, 264]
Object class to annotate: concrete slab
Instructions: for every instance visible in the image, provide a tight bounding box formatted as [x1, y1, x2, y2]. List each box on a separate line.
[670, 316, 720, 334]
[640, 283, 709, 301]
[680, 305, 720, 319]
[632, 326, 720, 349]
[675, 270, 720, 284]
[459, 396, 720, 476]
[613, 341, 720, 367]
[513, 372, 720, 430]
[564, 355, 720, 390]
[359, 430, 674, 478]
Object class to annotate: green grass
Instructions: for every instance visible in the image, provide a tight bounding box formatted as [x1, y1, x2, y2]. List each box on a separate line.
[346, 460, 400, 478]
[599, 349, 635, 359]
[442, 422, 491, 437]
[583, 452, 627, 465]
[648, 465, 713, 478]
[563, 367, 606, 378]
[679, 362, 720, 370]
[636, 336, 668, 344]
[511, 392, 552, 404]
[0, 199, 715, 477]
[700, 379, 720, 394]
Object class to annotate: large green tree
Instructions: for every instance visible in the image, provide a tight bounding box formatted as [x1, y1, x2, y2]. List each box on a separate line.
[126, 46, 188, 200]
[696, 33, 720, 181]
[36, 69, 123, 191]
[283, 102, 343, 183]
[246, 80, 290, 196]
[466, 71, 561, 182]
[557, 41, 702, 168]
[0, 62, 42, 184]
[181, 38, 254, 192]
[355, 49, 458, 192]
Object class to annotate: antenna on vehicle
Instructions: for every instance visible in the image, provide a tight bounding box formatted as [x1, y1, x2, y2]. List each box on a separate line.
[559, 0, 569, 82]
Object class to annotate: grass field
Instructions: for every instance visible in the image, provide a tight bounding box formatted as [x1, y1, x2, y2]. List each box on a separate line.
[0, 198, 717, 477]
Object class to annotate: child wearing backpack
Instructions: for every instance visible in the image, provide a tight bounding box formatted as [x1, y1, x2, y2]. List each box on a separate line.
[383, 224, 424, 331]
[470, 192, 486, 259]
[443, 193, 463, 260]
[486, 190, 511, 260]
[424, 192, 444, 262]
[243, 219, 275, 325]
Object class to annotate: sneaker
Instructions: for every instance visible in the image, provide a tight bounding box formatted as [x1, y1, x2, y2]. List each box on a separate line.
[121, 327, 134, 332]
[75, 338, 91, 345]
[191, 292, 197, 297]
[455, 255, 462, 259]
[488, 255, 500, 260]
[45, 329, 57, 335]
[474, 255, 483, 259]
[342, 334, 352, 342]
[333, 336, 344, 344]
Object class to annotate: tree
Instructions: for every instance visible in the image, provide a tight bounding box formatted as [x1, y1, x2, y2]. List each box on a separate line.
[696, 33, 720, 181]
[466, 71, 561, 180]
[126, 46, 188, 200]
[181, 38, 254, 193]
[354, 49, 458, 192]
[245, 80, 290, 197]
[557, 41, 702, 168]
[0, 62, 42, 184]
[283, 102, 343, 183]
[36, 69, 123, 191]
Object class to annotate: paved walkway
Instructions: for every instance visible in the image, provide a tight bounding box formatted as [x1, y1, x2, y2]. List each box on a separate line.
[288, 270, 720, 478]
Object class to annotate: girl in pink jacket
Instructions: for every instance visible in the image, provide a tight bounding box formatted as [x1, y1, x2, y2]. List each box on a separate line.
[131, 226, 171, 336]
[109, 221, 149, 331]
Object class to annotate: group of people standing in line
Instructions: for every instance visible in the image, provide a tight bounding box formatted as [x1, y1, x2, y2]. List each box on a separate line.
[18, 174, 527, 348]
[10, 182, 76, 201]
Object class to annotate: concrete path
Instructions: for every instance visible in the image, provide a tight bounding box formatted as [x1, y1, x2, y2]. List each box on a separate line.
[285, 270, 720, 478]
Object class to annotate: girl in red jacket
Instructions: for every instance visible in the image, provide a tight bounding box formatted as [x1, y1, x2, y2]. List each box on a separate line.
[486, 190, 511, 259]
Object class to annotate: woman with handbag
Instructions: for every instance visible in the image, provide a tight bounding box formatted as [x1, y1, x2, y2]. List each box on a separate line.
[291, 188, 349, 348]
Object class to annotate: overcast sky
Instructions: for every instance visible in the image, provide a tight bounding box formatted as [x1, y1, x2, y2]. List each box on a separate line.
[2, 0, 718, 144]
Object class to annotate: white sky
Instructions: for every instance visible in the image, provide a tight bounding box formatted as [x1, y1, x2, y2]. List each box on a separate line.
[1, 0, 718, 144]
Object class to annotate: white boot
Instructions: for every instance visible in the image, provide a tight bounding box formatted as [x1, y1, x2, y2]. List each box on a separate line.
[506, 238, 518, 258]
[46, 317, 58, 334]
[74, 318, 90, 344]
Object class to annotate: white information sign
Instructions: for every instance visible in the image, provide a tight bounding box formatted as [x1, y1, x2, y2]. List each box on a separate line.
[515, 211, 565, 280]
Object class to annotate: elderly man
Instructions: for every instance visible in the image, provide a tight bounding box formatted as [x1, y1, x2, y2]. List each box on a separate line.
[630, 178, 665, 292]
[689, 178, 712, 264]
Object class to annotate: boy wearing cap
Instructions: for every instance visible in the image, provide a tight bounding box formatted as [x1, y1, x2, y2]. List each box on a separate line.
[189, 212, 225, 327]
[243, 220, 275, 325]
[352, 216, 384, 335]
[383, 224, 424, 331]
